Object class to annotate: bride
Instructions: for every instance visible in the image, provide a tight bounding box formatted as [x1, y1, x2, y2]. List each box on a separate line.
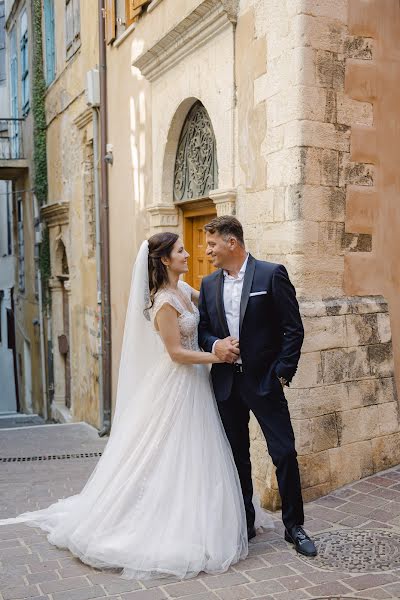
[0, 232, 272, 580]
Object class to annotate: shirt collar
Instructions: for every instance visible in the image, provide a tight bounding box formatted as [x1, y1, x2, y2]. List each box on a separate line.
[223, 253, 249, 280]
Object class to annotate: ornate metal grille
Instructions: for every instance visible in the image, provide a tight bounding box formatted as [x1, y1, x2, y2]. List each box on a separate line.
[173, 102, 218, 202]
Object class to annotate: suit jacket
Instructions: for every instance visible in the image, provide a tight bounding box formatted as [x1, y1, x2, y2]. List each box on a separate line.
[198, 254, 304, 402]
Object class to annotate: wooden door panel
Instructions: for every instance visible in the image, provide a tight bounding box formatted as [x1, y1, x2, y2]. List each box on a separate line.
[187, 213, 216, 290]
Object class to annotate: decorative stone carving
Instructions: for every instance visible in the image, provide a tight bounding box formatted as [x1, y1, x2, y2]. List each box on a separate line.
[147, 204, 179, 231]
[209, 188, 236, 216]
[132, 0, 237, 82]
[173, 103, 218, 202]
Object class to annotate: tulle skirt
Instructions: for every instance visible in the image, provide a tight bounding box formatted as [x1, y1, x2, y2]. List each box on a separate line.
[0, 357, 272, 579]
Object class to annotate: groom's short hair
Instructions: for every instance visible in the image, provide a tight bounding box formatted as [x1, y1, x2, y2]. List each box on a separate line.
[204, 216, 245, 247]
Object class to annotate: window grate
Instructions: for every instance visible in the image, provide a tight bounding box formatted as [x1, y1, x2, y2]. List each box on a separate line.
[0, 452, 103, 463]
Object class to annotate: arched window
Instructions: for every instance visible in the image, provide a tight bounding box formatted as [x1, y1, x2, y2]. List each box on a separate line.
[173, 101, 218, 202]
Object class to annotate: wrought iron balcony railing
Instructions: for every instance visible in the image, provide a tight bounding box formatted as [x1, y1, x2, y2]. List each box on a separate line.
[0, 118, 25, 160]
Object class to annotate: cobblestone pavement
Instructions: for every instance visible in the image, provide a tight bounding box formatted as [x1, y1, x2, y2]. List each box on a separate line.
[1, 424, 400, 600]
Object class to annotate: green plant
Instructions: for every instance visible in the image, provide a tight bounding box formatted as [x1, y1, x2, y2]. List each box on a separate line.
[32, 0, 48, 205]
[32, 0, 50, 303]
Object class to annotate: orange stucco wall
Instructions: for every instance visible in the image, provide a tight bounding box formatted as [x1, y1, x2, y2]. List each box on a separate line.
[344, 0, 400, 397]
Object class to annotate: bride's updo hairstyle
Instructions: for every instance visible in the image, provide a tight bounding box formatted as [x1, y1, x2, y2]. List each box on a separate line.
[148, 232, 179, 305]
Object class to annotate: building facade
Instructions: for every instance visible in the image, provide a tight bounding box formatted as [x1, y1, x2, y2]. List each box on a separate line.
[0, 0, 43, 416]
[105, 0, 400, 506]
[41, 0, 101, 426]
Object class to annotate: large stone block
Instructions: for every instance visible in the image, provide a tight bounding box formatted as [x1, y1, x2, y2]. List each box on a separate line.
[302, 315, 347, 352]
[376, 312, 392, 344]
[346, 378, 379, 409]
[339, 152, 374, 187]
[285, 255, 344, 298]
[291, 350, 323, 389]
[284, 120, 350, 152]
[372, 432, 400, 472]
[292, 13, 346, 53]
[292, 418, 313, 455]
[312, 413, 339, 452]
[376, 377, 398, 404]
[369, 342, 395, 378]
[316, 50, 345, 89]
[329, 440, 373, 488]
[285, 185, 346, 223]
[260, 221, 319, 256]
[321, 346, 371, 384]
[336, 405, 380, 445]
[243, 191, 274, 224]
[298, 450, 331, 488]
[299, 147, 339, 186]
[346, 313, 380, 346]
[336, 91, 373, 127]
[378, 402, 400, 436]
[263, 124, 284, 155]
[287, 383, 344, 419]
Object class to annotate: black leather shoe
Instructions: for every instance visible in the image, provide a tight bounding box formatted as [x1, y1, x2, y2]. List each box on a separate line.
[247, 526, 256, 541]
[285, 526, 317, 557]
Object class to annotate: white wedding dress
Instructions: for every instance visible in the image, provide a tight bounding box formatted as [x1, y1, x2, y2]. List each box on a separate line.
[0, 243, 274, 579]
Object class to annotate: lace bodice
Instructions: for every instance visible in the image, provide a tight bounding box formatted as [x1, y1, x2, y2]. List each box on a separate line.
[151, 281, 200, 351]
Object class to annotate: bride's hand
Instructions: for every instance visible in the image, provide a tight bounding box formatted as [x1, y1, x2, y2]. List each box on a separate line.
[211, 354, 224, 364]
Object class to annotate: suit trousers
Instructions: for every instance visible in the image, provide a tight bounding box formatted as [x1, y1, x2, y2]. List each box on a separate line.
[217, 372, 304, 531]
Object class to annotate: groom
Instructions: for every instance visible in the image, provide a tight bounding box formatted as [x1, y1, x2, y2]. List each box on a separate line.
[198, 216, 317, 557]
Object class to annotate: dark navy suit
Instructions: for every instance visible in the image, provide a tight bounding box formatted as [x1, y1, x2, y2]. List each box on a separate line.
[198, 254, 305, 530]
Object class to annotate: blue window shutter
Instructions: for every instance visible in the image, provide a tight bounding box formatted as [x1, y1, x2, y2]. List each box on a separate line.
[44, 0, 55, 84]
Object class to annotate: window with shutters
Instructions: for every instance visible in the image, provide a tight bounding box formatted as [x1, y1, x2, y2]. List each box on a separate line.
[111, 0, 155, 40]
[17, 196, 25, 293]
[20, 9, 29, 115]
[125, 0, 152, 28]
[44, 0, 56, 85]
[0, 2, 5, 84]
[65, 0, 80, 60]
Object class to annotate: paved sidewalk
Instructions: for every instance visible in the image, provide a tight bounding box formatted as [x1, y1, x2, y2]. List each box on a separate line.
[0, 415, 45, 430]
[1, 424, 400, 599]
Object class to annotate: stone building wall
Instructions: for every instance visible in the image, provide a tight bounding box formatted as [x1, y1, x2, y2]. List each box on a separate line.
[106, 0, 399, 506]
[243, 0, 398, 506]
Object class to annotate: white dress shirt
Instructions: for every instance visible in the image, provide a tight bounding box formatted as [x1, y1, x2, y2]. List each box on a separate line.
[212, 254, 249, 363]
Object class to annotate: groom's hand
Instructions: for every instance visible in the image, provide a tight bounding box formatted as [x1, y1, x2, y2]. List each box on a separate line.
[214, 337, 240, 363]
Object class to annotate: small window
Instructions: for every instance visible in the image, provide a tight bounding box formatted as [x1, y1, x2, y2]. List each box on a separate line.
[20, 9, 29, 115]
[65, 0, 80, 60]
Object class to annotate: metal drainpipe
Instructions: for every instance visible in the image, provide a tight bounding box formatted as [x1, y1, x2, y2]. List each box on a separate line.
[92, 106, 104, 431]
[98, 0, 112, 437]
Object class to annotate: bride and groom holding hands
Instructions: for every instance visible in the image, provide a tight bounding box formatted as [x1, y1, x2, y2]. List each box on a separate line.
[0, 215, 317, 579]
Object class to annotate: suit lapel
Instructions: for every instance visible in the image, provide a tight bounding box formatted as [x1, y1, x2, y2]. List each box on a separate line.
[239, 254, 256, 334]
[216, 270, 230, 338]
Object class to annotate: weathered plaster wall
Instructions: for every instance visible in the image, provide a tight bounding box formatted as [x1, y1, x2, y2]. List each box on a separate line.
[45, 0, 100, 426]
[344, 0, 400, 404]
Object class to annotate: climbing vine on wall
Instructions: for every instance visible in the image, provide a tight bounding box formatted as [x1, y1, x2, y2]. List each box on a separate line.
[32, 0, 51, 294]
